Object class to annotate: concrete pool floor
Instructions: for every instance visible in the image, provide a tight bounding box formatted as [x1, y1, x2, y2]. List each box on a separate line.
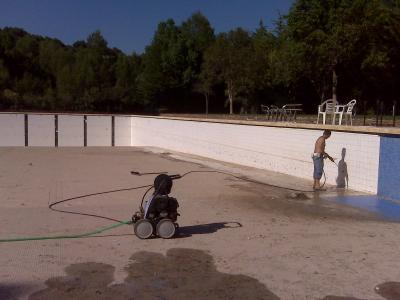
[0, 147, 400, 300]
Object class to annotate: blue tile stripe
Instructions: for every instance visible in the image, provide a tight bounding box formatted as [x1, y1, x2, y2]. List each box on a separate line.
[378, 135, 400, 200]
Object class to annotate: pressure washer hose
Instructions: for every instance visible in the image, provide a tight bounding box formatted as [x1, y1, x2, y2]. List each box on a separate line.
[0, 163, 335, 243]
[0, 185, 153, 243]
[0, 221, 131, 243]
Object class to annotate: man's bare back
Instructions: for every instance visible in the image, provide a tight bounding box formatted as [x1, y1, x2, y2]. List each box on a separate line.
[314, 136, 326, 154]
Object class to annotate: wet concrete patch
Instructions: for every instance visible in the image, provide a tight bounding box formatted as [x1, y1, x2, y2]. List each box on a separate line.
[327, 195, 400, 222]
[141, 150, 381, 222]
[228, 182, 379, 222]
[288, 192, 310, 200]
[375, 282, 400, 300]
[29, 248, 279, 300]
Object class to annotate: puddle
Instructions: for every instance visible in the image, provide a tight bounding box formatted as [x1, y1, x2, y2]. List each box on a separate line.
[29, 248, 279, 300]
[326, 195, 400, 221]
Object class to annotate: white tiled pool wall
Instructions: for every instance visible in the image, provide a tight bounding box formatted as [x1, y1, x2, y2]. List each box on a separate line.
[130, 117, 380, 193]
[0, 114, 380, 193]
[0, 114, 25, 146]
[0, 114, 131, 147]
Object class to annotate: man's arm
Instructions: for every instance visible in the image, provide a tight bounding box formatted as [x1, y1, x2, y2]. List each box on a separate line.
[323, 152, 335, 162]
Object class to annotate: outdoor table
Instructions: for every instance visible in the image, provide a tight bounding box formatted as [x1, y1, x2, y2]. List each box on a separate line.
[280, 104, 303, 122]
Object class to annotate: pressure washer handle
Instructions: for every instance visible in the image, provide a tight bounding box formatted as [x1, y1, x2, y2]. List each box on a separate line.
[130, 171, 168, 176]
[130, 171, 180, 179]
[324, 154, 335, 163]
[328, 157, 338, 166]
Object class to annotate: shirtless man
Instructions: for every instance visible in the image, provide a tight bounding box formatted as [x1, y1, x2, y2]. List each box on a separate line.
[312, 130, 334, 190]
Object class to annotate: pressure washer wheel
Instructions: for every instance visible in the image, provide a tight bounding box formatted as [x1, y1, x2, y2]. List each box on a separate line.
[134, 219, 154, 239]
[156, 219, 176, 239]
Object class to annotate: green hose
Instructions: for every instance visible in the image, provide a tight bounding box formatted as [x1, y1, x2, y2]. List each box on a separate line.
[0, 220, 131, 243]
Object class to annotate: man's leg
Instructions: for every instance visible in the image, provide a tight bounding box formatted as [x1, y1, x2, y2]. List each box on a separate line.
[314, 179, 320, 190]
[313, 157, 323, 190]
[313, 158, 319, 189]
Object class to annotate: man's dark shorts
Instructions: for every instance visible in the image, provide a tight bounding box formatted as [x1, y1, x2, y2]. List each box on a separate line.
[313, 156, 324, 180]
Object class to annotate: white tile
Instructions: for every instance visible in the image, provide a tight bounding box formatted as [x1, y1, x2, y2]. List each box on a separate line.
[131, 117, 380, 193]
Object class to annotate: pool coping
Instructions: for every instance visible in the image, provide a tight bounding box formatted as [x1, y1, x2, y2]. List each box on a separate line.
[2, 112, 400, 136]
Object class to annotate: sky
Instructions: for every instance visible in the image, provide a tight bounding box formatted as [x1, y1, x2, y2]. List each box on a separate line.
[0, 0, 294, 54]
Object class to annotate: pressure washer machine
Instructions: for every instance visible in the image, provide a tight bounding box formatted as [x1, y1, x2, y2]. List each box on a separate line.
[132, 174, 180, 239]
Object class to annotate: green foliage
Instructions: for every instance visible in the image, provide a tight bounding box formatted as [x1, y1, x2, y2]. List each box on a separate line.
[0, 27, 144, 112]
[138, 12, 214, 112]
[202, 28, 256, 114]
[86, 30, 108, 49]
[0, 59, 10, 88]
[275, 0, 400, 106]
[138, 18, 182, 103]
[180, 12, 215, 84]
[0, 2, 399, 114]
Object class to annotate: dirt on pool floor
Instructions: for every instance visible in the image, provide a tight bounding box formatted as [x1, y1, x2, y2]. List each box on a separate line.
[1, 147, 400, 300]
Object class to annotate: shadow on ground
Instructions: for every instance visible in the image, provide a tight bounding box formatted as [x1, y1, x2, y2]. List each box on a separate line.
[28, 246, 400, 300]
[176, 221, 242, 238]
[29, 248, 279, 300]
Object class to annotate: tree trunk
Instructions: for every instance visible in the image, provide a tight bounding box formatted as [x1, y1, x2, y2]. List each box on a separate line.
[204, 93, 209, 115]
[332, 68, 338, 105]
[228, 80, 233, 114]
[229, 93, 233, 114]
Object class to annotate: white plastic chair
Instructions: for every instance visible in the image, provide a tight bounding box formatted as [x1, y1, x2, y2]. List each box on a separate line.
[334, 99, 357, 125]
[317, 99, 335, 124]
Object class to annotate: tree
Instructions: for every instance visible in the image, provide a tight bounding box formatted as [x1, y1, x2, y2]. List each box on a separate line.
[280, 0, 400, 107]
[358, 0, 400, 102]
[1, 4, 399, 114]
[180, 12, 215, 85]
[113, 53, 142, 111]
[0, 59, 9, 88]
[202, 29, 255, 114]
[86, 30, 108, 49]
[138, 19, 184, 110]
[252, 21, 276, 86]
[194, 66, 215, 115]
